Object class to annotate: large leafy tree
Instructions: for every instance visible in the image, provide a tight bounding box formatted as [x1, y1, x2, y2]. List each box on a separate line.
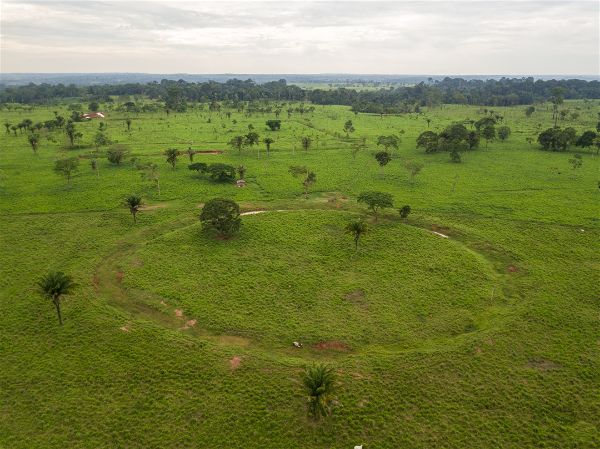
[206, 163, 236, 182]
[302, 364, 336, 420]
[345, 220, 368, 250]
[107, 144, 128, 164]
[416, 131, 439, 153]
[228, 135, 244, 154]
[200, 198, 241, 237]
[54, 157, 80, 184]
[265, 119, 281, 131]
[497, 126, 511, 142]
[481, 125, 496, 147]
[377, 135, 399, 154]
[357, 191, 394, 222]
[124, 195, 142, 223]
[374, 151, 391, 175]
[37, 271, 77, 325]
[576, 131, 597, 149]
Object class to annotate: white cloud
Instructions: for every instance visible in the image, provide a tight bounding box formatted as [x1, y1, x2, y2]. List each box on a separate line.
[1, 0, 598, 74]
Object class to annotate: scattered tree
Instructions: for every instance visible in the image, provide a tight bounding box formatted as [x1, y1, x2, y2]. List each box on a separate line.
[187, 147, 195, 162]
[228, 135, 244, 154]
[403, 160, 423, 182]
[107, 144, 128, 164]
[374, 151, 391, 175]
[200, 198, 241, 237]
[65, 121, 82, 147]
[497, 126, 511, 142]
[416, 131, 439, 153]
[377, 135, 399, 154]
[90, 158, 99, 178]
[140, 163, 161, 197]
[124, 195, 142, 223]
[343, 120, 355, 137]
[188, 162, 208, 174]
[399, 205, 411, 219]
[28, 133, 40, 154]
[206, 163, 236, 182]
[54, 157, 79, 184]
[302, 364, 336, 421]
[345, 220, 368, 250]
[481, 125, 496, 147]
[357, 191, 394, 221]
[94, 131, 111, 148]
[265, 119, 281, 131]
[164, 148, 180, 169]
[263, 137, 274, 156]
[289, 165, 316, 198]
[576, 131, 597, 150]
[301, 136, 312, 151]
[569, 153, 583, 170]
[237, 165, 246, 180]
[37, 271, 77, 325]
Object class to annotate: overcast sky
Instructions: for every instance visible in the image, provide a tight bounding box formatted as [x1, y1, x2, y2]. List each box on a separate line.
[1, 0, 598, 74]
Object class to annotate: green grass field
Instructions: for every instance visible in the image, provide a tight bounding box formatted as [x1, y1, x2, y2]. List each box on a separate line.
[0, 100, 598, 448]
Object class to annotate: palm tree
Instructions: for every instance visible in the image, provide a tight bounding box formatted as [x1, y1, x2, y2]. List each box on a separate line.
[345, 220, 368, 250]
[263, 137, 274, 157]
[37, 271, 77, 325]
[303, 171, 316, 199]
[164, 148, 179, 169]
[302, 364, 336, 420]
[124, 195, 142, 223]
[28, 133, 40, 154]
[237, 165, 246, 180]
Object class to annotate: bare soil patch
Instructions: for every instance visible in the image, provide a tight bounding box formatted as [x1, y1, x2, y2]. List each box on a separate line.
[229, 356, 242, 369]
[215, 335, 251, 346]
[139, 204, 168, 211]
[430, 224, 450, 238]
[507, 265, 519, 273]
[116, 271, 124, 283]
[91, 275, 100, 290]
[313, 341, 350, 351]
[174, 308, 183, 318]
[527, 358, 561, 371]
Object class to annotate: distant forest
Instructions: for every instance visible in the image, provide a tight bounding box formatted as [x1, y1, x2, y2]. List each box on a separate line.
[1, 77, 599, 113]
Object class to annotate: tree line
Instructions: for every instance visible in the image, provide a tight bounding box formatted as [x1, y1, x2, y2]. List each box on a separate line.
[2, 77, 599, 110]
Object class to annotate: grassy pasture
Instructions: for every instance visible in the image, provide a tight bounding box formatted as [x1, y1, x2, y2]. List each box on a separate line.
[0, 100, 598, 448]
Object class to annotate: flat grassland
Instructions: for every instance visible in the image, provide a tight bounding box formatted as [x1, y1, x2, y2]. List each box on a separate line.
[0, 100, 598, 448]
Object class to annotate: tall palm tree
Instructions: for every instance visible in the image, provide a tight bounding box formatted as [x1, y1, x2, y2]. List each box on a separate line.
[263, 137, 274, 157]
[345, 220, 368, 250]
[164, 148, 179, 169]
[38, 271, 77, 325]
[125, 195, 142, 223]
[302, 364, 336, 420]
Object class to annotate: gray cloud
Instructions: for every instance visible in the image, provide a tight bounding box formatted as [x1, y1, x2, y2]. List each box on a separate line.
[1, 0, 598, 74]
